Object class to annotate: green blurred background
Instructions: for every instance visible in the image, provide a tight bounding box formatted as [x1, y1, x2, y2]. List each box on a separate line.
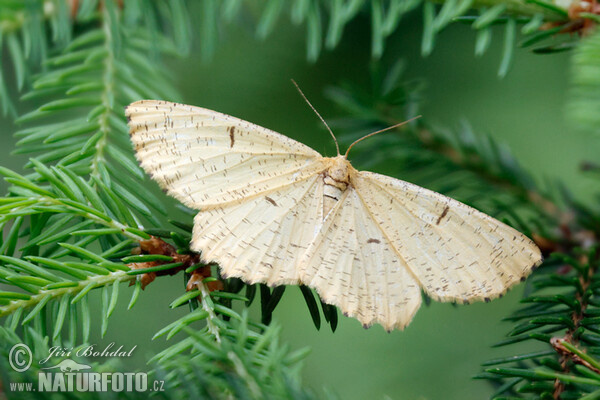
[0, 7, 596, 400]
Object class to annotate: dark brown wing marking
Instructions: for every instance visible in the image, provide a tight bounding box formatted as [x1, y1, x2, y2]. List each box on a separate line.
[229, 126, 235, 148]
[265, 196, 278, 206]
[435, 205, 450, 225]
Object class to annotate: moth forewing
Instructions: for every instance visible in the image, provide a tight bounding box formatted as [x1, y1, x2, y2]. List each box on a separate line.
[125, 100, 324, 210]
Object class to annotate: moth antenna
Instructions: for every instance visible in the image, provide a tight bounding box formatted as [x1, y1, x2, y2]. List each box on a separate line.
[291, 79, 340, 156]
[344, 115, 422, 159]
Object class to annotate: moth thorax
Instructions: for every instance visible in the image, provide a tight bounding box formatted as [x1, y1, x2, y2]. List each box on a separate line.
[327, 157, 351, 185]
[323, 163, 349, 217]
[323, 158, 350, 217]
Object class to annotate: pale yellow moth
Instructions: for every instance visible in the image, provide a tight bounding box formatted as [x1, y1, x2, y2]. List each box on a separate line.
[125, 98, 542, 331]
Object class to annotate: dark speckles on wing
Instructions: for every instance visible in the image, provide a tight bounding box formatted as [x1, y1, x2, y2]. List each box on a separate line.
[228, 126, 235, 148]
[265, 196, 278, 206]
[435, 205, 450, 225]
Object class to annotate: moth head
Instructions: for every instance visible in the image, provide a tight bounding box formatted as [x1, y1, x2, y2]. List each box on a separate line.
[328, 156, 351, 183]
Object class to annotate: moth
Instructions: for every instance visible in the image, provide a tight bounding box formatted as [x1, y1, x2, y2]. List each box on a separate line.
[125, 97, 542, 331]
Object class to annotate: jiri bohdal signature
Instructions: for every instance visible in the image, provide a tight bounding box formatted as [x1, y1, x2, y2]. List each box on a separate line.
[39, 342, 137, 365]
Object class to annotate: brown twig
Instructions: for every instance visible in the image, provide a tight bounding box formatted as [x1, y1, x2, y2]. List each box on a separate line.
[127, 236, 222, 292]
[551, 337, 600, 375]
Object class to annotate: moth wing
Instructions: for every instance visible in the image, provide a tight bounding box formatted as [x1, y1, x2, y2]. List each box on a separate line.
[125, 100, 325, 209]
[193, 174, 325, 286]
[354, 171, 543, 303]
[299, 187, 422, 331]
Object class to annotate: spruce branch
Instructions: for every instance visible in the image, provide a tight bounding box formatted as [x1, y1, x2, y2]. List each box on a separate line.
[150, 289, 318, 400]
[473, 151, 600, 397]
[0, 0, 75, 116]
[432, 0, 568, 20]
[0, 0, 197, 348]
[479, 244, 600, 398]
[188, 276, 223, 344]
[0, 165, 149, 241]
[212, 0, 594, 75]
[89, 3, 118, 184]
[550, 248, 598, 398]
